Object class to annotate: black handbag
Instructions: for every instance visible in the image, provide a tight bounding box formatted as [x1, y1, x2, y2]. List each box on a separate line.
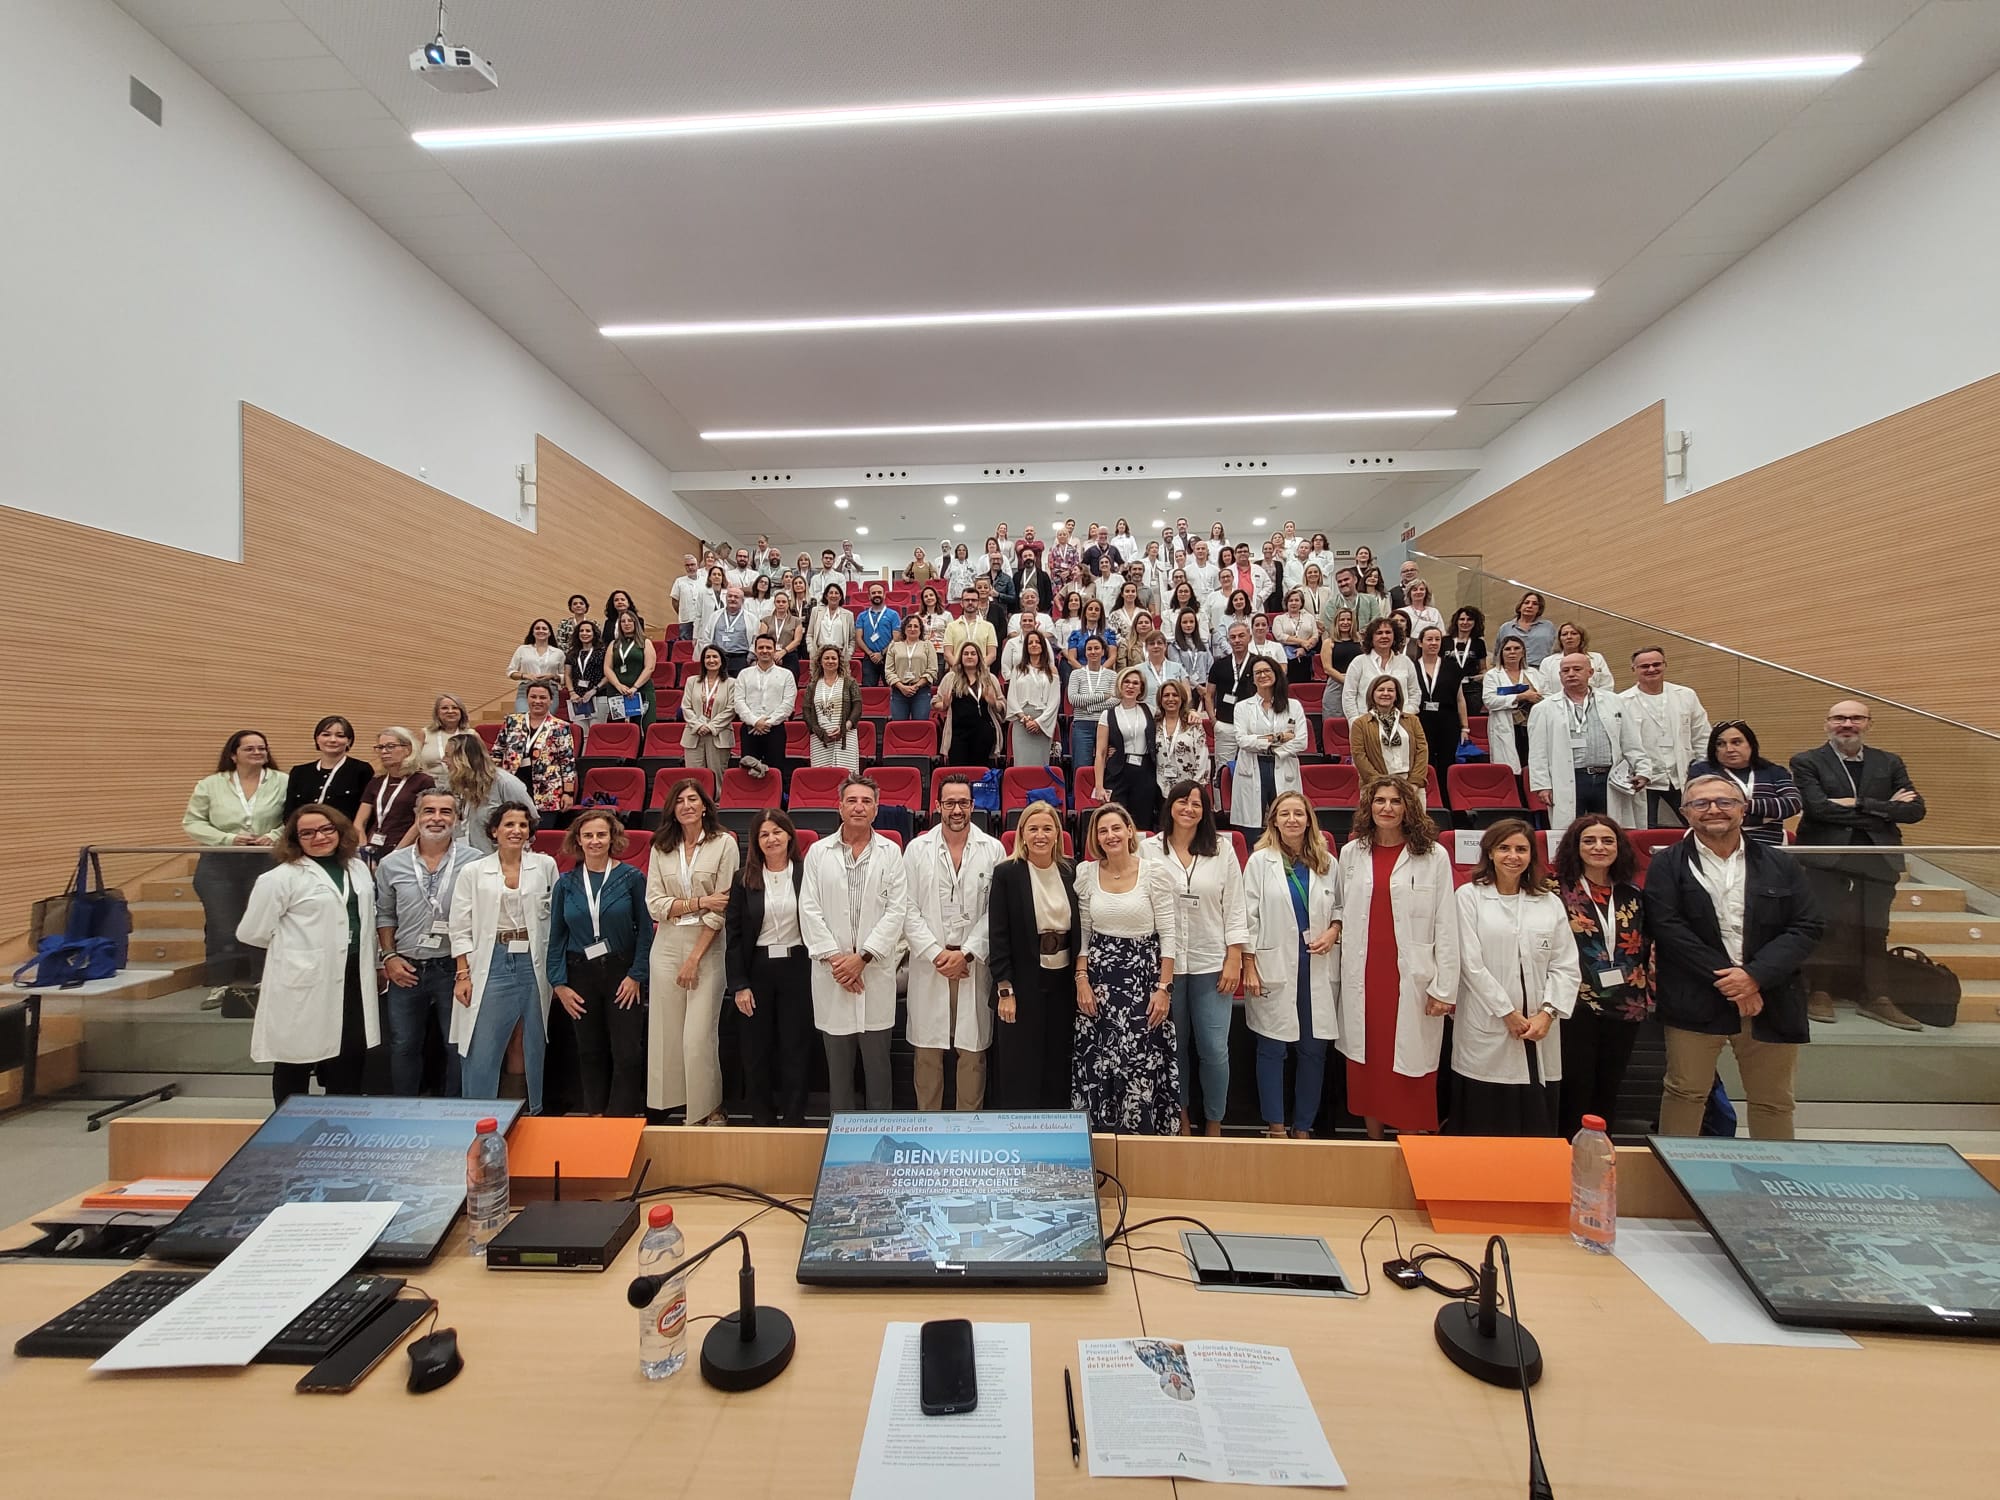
[1884, 945, 1961, 1028]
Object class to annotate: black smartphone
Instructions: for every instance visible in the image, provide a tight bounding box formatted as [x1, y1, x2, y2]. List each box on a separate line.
[919, 1317, 978, 1415]
[296, 1297, 433, 1394]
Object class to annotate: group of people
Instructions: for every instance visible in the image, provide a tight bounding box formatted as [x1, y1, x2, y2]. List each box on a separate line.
[175, 515, 1931, 1133]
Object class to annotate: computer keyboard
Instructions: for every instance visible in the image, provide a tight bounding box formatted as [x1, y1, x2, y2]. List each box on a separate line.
[13, 1269, 404, 1362]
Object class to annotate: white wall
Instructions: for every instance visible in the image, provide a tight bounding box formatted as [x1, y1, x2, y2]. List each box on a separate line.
[1407, 69, 2000, 534]
[0, 0, 722, 560]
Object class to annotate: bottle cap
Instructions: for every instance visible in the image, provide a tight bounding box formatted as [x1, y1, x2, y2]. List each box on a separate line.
[475, 1117, 498, 1134]
[1580, 1114, 1606, 1133]
[649, 1205, 673, 1228]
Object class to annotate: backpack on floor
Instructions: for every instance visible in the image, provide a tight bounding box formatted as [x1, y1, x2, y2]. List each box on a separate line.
[1883, 946, 1961, 1028]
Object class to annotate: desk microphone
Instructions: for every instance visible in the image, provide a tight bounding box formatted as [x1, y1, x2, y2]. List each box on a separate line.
[1433, 1235, 1552, 1498]
[626, 1228, 795, 1392]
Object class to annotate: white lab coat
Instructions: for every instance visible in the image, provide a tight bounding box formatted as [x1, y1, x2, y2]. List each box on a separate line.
[1450, 884, 1582, 1085]
[1524, 690, 1651, 838]
[1619, 682, 1712, 792]
[1342, 651, 1420, 721]
[901, 826, 1004, 1052]
[1241, 848, 1341, 1043]
[447, 852, 558, 1054]
[799, 834, 910, 1035]
[1480, 668, 1540, 773]
[1335, 841, 1459, 1078]
[238, 858, 381, 1065]
[1533, 650, 1613, 697]
[1229, 698, 1306, 831]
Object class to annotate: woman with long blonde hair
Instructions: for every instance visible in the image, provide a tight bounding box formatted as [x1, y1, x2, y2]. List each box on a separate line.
[1243, 791, 1344, 1136]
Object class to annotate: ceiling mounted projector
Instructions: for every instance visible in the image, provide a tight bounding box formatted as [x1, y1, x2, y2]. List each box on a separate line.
[410, 5, 497, 93]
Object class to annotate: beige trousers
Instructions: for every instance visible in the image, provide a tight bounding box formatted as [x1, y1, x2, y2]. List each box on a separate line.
[1659, 1018, 1799, 1140]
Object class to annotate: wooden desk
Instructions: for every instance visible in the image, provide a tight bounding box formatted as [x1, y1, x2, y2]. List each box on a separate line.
[3, 1122, 1995, 1498]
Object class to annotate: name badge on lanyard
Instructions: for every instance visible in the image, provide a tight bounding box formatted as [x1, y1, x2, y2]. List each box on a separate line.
[581, 867, 610, 960]
[1587, 886, 1625, 989]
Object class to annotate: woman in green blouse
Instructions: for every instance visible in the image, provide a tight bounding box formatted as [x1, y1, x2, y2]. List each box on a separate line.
[184, 729, 288, 1002]
[604, 609, 659, 731]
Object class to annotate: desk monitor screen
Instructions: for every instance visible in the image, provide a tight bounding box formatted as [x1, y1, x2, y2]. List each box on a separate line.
[152, 1096, 523, 1266]
[798, 1111, 1106, 1286]
[1647, 1136, 2000, 1337]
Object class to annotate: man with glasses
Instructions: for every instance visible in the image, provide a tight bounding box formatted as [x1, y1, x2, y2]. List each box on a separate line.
[1792, 700, 1928, 1030]
[902, 774, 1003, 1110]
[374, 791, 480, 1095]
[1648, 774, 1824, 1138]
[944, 581, 999, 670]
[1527, 653, 1649, 836]
[1620, 645, 1712, 828]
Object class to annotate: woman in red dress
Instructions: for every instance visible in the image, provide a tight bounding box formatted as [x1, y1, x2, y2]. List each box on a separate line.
[1336, 776, 1461, 1137]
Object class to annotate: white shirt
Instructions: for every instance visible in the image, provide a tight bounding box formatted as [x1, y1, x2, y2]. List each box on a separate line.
[1078, 860, 1177, 950]
[1688, 837, 1748, 964]
[733, 663, 798, 727]
[669, 574, 708, 628]
[508, 644, 564, 680]
[808, 568, 847, 602]
[756, 868, 802, 949]
[1007, 610, 1057, 640]
[1183, 560, 1219, 597]
[1113, 705, 1149, 764]
[1143, 838, 1249, 974]
[1006, 670, 1060, 733]
[1138, 658, 1187, 711]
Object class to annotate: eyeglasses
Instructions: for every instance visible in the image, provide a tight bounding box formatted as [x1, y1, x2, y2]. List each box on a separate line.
[297, 824, 339, 839]
[373, 743, 403, 752]
[1683, 798, 1745, 812]
[1828, 714, 1871, 723]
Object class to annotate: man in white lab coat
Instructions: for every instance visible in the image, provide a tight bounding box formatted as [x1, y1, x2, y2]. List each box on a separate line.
[1619, 646, 1712, 827]
[902, 774, 1004, 1110]
[1526, 654, 1651, 837]
[800, 775, 909, 1113]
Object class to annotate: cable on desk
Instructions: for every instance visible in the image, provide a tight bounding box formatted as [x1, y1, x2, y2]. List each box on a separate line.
[1108, 1214, 1237, 1281]
[401, 1282, 442, 1339]
[634, 1181, 811, 1221]
[1095, 1169, 1128, 1252]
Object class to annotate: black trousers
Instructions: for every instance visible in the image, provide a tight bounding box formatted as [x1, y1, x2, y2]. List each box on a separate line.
[992, 965, 1077, 1110]
[1646, 787, 1685, 828]
[1558, 1004, 1642, 1138]
[271, 950, 369, 1105]
[741, 724, 788, 779]
[1805, 867, 1897, 1001]
[559, 949, 649, 1116]
[1572, 768, 1610, 818]
[741, 947, 814, 1126]
[193, 852, 264, 987]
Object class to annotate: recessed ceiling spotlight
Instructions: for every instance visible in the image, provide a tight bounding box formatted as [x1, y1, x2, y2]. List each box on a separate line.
[1281, 486, 1298, 497]
[702, 408, 1454, 441]
[1252, 516, 1268, 527]
[601, 287, 1594, 338]
[833, 496, 849, 509]
[1167, 490, 1182, 500]
[942, 494, 958, 505]
[423, 56, 1862, 152]
[952, 522, 966, 533]
[855, 525, 869, 535]
[1055, 492, 1069, 502]
[1149, 518, 1165, 529]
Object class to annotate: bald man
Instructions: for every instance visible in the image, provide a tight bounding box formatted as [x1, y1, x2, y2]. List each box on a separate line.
[1790, 701, 1927, 1030]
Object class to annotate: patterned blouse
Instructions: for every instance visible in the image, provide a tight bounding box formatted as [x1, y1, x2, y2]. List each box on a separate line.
[1153, 718, 1212, 798]
[492, 713, 577, 814]
[1562, 880, 1653, 1023]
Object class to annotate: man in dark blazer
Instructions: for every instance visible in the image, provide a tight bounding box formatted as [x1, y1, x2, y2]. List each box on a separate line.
[1011, 554, 1053, 617]
[1790, 700, 1927, 1030]
[1646, 775, 1824, 1140]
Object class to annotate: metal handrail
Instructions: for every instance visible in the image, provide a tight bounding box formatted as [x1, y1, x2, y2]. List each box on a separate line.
[1410, 550, 2000, 744]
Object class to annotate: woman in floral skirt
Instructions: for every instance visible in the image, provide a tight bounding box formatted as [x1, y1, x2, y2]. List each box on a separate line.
[1072, 803, 1180, 1133]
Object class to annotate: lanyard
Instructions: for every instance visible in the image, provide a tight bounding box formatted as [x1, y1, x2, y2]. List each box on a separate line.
[1582, 882, 1617, 952]
[374, 775, 413, 825]
[1567, 698, 1592, 736]
[581, 865, 609, 941]
[1285, 860, 1310, 911]
[1724, 766, 1756, 799]
[524, 717, 553, 756]
[678, 837, 701, 898]
[228, 772, 262, 819]
[419, 851, 459, 921]
[315, 757, 347, 802]
[1450, 641, 1472, 669]
[574, 647, 598, 680]
[1418, 661, 1441, 698]
[1837, 755, 1862, 798]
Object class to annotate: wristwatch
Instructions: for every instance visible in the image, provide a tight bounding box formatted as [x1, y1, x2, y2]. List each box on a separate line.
[996, 984, 1015, 999]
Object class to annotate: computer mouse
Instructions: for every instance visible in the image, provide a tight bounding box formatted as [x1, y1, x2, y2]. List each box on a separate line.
[406, 1327, 462, 1393]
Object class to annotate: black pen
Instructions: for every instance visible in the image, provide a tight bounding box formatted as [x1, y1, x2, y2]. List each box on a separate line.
[1065, 1366, 1080, 1466]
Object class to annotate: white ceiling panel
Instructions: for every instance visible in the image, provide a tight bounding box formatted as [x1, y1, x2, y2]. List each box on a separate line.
[113, 0, 2000, 518]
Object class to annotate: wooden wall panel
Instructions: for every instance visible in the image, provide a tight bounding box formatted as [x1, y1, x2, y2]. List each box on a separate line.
[0, 406, 699, 949]
[1419, 383, 2000, 859]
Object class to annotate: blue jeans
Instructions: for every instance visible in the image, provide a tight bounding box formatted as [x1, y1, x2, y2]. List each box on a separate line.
[890, 685, 933, 720]
[460, 943, 546, 1113]
[861, 655, 886, 686]
[1172, 969, 1234, 1123]
[385, 955, 460, 1096]
[1069, 720, 1100, 784]
[1254, 953, 1327, 1132]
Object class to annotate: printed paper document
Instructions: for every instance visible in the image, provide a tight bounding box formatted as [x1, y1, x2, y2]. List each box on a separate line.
[850, 1321, 1034, 1500]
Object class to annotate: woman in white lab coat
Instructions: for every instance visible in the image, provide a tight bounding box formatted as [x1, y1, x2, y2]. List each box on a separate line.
[237, 804, 380, 1105]
[1242, 792, 1342, 1138]
[1481, 636, 1542, 773]
[1336, 777, 1460, 1138]
[1228, 656, 1307, 835]
[1449, 819, 1581, 1137]
[450, 801, 557, 1111]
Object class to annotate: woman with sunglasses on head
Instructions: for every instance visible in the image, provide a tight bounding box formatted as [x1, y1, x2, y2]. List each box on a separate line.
[1553, 814, 1653, 1138]
[1686, 720, 1801, 846]
[239, 804, 381, 1104]
[283, 715, 372, 822]
[1452, 819, 1581, 1136]
[1228, 656, 1307, 837]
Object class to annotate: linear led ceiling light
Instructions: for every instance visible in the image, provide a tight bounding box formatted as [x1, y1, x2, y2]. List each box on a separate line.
[602, 287, 1592, 339]
[415, 56, 1861, 150]
[701, 409, 1454, 441]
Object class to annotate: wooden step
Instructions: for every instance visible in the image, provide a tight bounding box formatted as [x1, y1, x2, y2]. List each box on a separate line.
[1905, 945, 2000, 981]
[1895, 884, 1966, 912]
[1890, 911, 1999, 944]
[1957, 981, 2000, 1025]
[129, 899, 202, 933]
[140, 876, 200, 902]
[124, 929, 207, 965]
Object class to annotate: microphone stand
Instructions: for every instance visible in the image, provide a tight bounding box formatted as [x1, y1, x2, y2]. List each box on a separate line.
[1434, 1235, 1553, 1498]
[627, 1228, 796, 1392]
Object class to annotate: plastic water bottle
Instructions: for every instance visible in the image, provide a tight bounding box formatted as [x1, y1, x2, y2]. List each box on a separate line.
[637, 1205, 688, 1381]
[465, 1116, 510, 1256]
[1569, 1114, 1617, 1253]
